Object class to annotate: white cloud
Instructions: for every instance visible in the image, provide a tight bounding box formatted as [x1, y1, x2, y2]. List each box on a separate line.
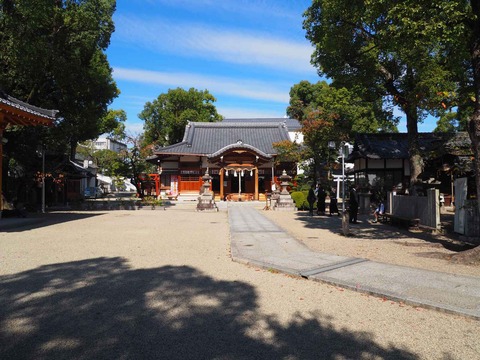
[216, 106, 286, 119]
[124, 121, 145, 136]
[113, 15, 315, 74]
[136, 0, 306, 22]
[113, 67, 290, 103]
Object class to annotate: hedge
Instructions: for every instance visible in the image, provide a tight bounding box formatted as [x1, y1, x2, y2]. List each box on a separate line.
[290, 191, 314, 210]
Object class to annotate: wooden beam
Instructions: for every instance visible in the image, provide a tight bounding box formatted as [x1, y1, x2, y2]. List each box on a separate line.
[0, 103, 54, 127]
[254, 167, 259, 200]
[220, 168, 224, 200]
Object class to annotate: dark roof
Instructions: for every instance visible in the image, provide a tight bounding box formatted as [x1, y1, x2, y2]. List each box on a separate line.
[153, 121, 291, 156]
[348, 132, 472, 161]
[0, 90, 58, 120]
[222, 117, 301, 132]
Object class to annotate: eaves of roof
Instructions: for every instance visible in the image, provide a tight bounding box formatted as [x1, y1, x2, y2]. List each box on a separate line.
[0, 92, 58, 126]
[208, 143, 272, 159]
[348, 132, 472, 161]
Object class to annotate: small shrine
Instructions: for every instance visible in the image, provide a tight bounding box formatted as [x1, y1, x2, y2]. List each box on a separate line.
[273, 170, 296, 211]
[197, 171, 218, 211]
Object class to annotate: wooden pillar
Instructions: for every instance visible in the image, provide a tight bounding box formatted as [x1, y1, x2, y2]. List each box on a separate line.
[220, 168, 224, 200]
[0, 114, 5, 212]
[254, 167, 259, 200]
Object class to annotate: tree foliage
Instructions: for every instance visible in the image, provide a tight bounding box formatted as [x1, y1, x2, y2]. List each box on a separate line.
[139, 88, 223, 147]
[122, 133, 155, 189]
[0, 0, 119, 159]
[303, 0, 458, 188]
[99, 109, 127, 141]
[78, 132, 154, 191]
[283, 80, 397, 181]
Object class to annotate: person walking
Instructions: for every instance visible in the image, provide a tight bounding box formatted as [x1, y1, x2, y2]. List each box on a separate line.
[349, 185, 359, 223]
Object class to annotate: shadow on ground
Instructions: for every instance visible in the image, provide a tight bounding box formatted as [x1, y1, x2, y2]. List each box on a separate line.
[0, 212, 105, 233]
[293, 211, 475, 253]
[0, 258, 417, 359]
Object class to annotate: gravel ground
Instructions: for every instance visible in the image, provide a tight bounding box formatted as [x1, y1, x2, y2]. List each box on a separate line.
[0, 205, 479, 359]
[262, 210, 480, 277]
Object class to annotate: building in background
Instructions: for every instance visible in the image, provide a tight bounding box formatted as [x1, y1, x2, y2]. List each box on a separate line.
[147, 119, 298, 201]
[93, 137, 127, 153]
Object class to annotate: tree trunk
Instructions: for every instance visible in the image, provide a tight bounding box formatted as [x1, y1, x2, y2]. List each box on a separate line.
[69, 139, 77, 161]
[470, 0, 480, 217]
[405, 104, 423, 193]
[459, 0, 480, 261]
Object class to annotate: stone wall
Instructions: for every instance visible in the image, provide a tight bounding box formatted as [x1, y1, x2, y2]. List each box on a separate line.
[387, 188, 440, 229]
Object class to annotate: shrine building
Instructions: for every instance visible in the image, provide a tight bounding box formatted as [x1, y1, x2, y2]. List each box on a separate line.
[147, 118, 300, 201]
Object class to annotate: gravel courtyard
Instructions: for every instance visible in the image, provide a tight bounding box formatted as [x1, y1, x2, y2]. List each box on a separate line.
[1, 205, 479, 359]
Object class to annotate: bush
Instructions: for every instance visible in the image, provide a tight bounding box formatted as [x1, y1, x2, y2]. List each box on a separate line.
[291, 191, 313, 210]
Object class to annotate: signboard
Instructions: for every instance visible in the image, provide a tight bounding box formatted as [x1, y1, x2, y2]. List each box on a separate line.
[180, 170, 200, 175]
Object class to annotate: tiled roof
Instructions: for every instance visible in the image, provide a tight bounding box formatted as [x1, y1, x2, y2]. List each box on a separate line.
[222, 117, 302, 131]
[153, 121, 291, 156]
[208, 143, 272, 159]
[0, 91, 58, 120]
[348, 132, 472, 161]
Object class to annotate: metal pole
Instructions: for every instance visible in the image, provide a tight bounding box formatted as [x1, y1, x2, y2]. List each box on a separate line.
[42, 147, 45, 213]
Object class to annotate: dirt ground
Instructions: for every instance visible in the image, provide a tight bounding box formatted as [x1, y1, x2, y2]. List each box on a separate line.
[262, 209, 480, 277]
[0, 207, 479, 359]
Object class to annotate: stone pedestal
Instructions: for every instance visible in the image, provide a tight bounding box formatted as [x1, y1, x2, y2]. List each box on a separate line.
[197, 171, 218, 211]
[358, 192, 371, 215]
[273, 170, 296, 211]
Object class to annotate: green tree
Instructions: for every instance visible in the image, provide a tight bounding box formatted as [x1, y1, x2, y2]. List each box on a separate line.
[139, 87, 223, 146]
[304, 0, 456, 190]
[433, 111, 466, 133]
[0, 0, 119, 159]
[285, 80, 397, 181]
[122, 133, 155, 194]
[99, 109, 127, 141]
[94, 149, 126, 178]
[391, 0, 480, 259]
[78, 131, 155, 195]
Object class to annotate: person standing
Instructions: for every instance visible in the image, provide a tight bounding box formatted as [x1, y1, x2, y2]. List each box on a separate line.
[316, 185, 326, 215]
[307, 185, 316, 216]
[349, 185, 359, 223]
[329, 188, 339, 216]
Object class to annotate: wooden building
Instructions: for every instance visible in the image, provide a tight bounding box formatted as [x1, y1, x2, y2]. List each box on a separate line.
[348, 132, 473, 199]
[147, 119, 299, 201]
[0, 91, 57, 211]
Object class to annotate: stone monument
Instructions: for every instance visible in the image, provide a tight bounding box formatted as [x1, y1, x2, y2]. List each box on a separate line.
[197, 171, 218, 211]
[273, 170, 296, 211]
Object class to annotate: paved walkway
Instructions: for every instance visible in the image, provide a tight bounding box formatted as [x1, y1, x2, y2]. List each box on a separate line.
[228, 204, 480, 320]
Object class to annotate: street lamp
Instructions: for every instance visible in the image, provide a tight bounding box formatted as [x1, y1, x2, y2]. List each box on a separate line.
[36, 145, 46, 214]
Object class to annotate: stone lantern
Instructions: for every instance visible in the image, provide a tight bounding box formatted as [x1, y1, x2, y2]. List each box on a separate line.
[197, 170, 218, 211]
[273, 170, 296, 211]
[278, 170, 291, 195]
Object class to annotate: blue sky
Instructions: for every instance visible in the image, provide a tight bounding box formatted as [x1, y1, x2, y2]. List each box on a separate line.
[106, 0, 435, 134]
